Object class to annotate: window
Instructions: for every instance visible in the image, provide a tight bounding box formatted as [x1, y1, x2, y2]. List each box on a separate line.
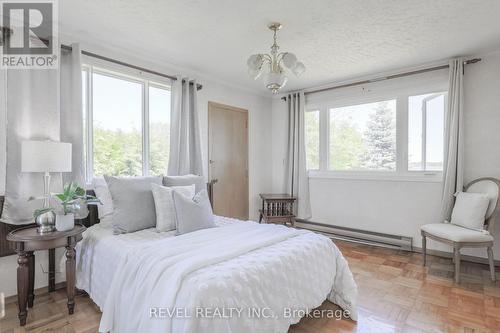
[408, 93, 445, 171]
[82, 70, 87, 180]
[82, 65, 171, 181]
[329, 100, 396, 171]
[305, 110, 320, 170]
[92, 72, 143, 176]
[304, 79, 447, 181]
[148, 85, 171, 175]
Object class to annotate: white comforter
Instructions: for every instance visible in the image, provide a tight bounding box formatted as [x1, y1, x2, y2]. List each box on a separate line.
[78, 219, 357, 333]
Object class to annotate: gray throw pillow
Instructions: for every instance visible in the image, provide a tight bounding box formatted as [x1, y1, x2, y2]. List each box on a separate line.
[163, 174, 205, 194]
[105, 175, 162, 234]
[173, 189, 215, 235]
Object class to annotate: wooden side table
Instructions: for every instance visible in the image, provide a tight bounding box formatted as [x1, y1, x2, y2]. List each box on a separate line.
[259, 193, 296, 226]
[7, 224, 86, 326]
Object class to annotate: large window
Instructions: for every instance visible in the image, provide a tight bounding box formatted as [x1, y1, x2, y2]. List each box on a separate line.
[82, 65, 171, 181]
[408, 93, 445, 171]
[329, 100, 396, 171]
[305, 83, 447, 181]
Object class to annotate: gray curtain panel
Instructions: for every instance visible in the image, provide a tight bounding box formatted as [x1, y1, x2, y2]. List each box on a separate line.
[1, 68, 61, 224]
[284, 92, 312, 220]
[1, 45, 83, 224]
[60, 44, 84, 186]
[0, 69, 6, 194]
[168, 77, 203, 177]
[440, 58, 465, 221]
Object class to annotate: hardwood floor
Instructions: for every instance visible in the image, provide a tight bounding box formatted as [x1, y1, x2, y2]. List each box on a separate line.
[1, 240, 499, 333]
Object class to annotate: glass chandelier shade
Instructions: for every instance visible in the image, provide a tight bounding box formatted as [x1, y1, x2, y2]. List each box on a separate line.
[264, 72, 288, 94]
[246, 23, 305, 94]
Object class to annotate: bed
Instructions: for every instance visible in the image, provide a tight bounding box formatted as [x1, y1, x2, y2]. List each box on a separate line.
[75, 215, 357, 333]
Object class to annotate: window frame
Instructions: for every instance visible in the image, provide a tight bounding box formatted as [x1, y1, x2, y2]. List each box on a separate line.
[82, 59, 171, 183]
[306, 87, 447, 183]
[409, 92, 447, 172]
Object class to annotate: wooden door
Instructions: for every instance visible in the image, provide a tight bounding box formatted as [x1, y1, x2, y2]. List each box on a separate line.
[208, 102, 249, 220]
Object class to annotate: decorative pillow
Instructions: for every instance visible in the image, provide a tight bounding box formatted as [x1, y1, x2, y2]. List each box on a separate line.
[92, 177, 114, 219]
[163, 174, 205, 194]
[173, 189, 215, 235]
[151, 183, 195, 232]
[450, 191, 490, 231]
[104, 175, 163, 234]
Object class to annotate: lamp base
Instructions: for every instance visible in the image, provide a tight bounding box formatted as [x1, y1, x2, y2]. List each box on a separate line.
[35, 211, 56, 234]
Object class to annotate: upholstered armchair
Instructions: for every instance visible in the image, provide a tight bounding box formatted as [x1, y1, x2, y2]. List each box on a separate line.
[421, 178, 499, 283]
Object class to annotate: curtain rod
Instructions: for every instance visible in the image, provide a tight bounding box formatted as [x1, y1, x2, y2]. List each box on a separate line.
[281, 58, 481, 101]
[60, 44, 202, 90]
[0, 26, 202, 91]
[0, 26, 203, 91]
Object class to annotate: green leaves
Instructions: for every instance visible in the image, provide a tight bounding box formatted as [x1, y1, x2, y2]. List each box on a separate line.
[75, 186, 86, 196]
[33, 207, 54, 218]
[31, 181, 103, 218]
[39, 182, 102, 216]
[55, 182, 88, 205]
[55, 193, 67, 202]
[92, 122, 170, 176]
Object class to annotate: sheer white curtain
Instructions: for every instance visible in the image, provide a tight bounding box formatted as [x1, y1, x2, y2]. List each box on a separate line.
[1, 44, 83, 224]
[440, 58, 465, 221]
[168, 77, 203, 177]
[284, 92, 312, 220]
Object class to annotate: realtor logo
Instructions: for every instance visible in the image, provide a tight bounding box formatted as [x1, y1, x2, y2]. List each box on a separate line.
[0, 0, 58, 69]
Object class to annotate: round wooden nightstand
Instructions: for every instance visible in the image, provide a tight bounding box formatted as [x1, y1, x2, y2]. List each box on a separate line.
[7, 224, 86, 326]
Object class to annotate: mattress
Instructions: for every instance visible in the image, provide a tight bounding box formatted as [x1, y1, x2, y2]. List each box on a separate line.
[75, 216, 236, 308]
[75, 216, 357, 333]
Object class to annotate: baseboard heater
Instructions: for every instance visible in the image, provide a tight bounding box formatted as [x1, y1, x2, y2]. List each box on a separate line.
[295, 220, 413, 251]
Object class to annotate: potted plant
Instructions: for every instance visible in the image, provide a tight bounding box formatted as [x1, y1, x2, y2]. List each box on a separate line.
[34, 182, 101, 231]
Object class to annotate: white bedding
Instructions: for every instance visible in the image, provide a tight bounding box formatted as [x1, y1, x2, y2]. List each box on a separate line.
[76, 216, 357, 333]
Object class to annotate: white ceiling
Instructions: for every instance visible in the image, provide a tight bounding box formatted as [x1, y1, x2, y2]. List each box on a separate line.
[60, 0, 500, 94]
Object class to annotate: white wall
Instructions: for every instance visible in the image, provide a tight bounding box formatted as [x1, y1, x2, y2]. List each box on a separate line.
[272, 49, 500, 259]
[461, 49, 500, 258]
[0, 37, 273, 297]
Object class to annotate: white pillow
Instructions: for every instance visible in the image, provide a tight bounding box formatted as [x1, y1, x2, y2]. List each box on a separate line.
[151, 183, 195, 232]
[92, 177, 114, 219]
[173, 189, 215, 235]
[451, 192, 490, 231]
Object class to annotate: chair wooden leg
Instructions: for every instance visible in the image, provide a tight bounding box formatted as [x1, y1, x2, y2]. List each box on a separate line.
[454, 247, 461, 283]
[487, 246, 496, 281]
[422, 235, 427, 266]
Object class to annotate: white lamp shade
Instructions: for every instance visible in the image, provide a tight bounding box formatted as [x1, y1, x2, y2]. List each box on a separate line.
[292, 61, 306, 76]
[282, 53, 297, 69]
[264, 72, 288, 90]
[247, 54, 263, 70]
[21, 141, 72, 173]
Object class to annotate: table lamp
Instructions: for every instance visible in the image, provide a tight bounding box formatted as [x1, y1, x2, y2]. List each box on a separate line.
[21, 140, 72, 233]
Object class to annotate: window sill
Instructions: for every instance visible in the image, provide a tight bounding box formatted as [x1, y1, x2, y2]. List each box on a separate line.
[307, 170, 443, 183]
